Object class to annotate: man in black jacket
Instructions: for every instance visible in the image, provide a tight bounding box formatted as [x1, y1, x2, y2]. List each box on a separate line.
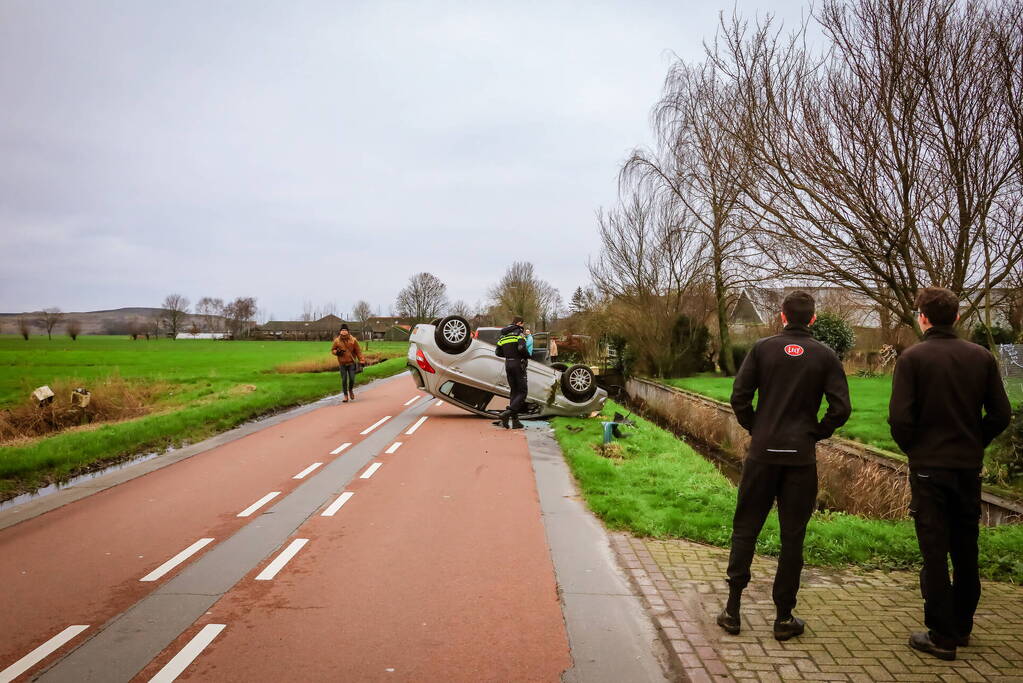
[889, 287, 1011, 661]
[495, 316, 530, 429]
[720, 291, 851, 641]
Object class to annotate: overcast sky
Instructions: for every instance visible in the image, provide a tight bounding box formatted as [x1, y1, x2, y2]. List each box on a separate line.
[0, 0, 809, 321]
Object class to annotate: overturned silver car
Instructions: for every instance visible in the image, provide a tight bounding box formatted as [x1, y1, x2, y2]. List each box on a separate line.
[407, 316, 607, 419]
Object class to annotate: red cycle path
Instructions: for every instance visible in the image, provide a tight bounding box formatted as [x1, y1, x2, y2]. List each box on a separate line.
[135, 405, 571, 682]
[0, 377, 416, 677]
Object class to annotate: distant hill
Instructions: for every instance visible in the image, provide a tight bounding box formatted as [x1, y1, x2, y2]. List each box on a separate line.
[0, 307, 227, 336]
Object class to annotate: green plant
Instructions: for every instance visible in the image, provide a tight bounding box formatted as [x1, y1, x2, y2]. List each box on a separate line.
[988, 405, 1023, 485]
[731, 343, 750, 371]
[970, 323, 1015, 349]
[668, 315, 713, 376]
[811, 311, 856, 359]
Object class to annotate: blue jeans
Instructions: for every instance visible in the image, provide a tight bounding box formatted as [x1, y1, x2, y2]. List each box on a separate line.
[339, 363, 357, 394]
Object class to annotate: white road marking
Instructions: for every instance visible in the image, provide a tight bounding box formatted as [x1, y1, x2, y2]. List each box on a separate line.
[140, 539, 215, 582]
[385, 442, 402, 454]
[255, 538, 309, 580]
[321, 492, 354, 517]
[361, 416, 392, 435]
[330, 442, 352, 455]
[293, 462, 323, 479]
[148, 623, 226, 683]
[403, 395, 421, 406]
[405, 416, 428, 435]
[237, 492, 280, 517]
[0, 625, 89, 683]
[360, 462, 382, 479]
[435, 400, 443, 407]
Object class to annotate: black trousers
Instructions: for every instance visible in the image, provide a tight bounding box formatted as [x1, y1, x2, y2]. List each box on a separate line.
[726, 459, 818, 617]
[910, 467, 982, 647]
[339, 363, 357, 394]
[505, 359, 528, 414]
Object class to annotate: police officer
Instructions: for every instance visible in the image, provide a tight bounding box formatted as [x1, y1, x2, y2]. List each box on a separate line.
[495, 315, 530, 429]
[719, 291, 851, 641]
[889, 287, 1011, 660]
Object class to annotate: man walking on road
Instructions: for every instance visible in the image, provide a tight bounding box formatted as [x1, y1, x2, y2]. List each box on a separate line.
[331, 324, 366, 403]
[495, 316, 530, 429]
[720, 291, 851, 641]
[889, 287, 1011, 661]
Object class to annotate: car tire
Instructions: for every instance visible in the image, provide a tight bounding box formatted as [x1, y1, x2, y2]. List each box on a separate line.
[560, 364, 597, 402]
[434, 315, 472, 355]
[551, 362, 569, 372]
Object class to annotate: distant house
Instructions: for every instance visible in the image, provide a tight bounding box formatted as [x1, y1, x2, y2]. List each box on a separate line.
[253, 315, 413, 341]
[175, 332, 229, 340]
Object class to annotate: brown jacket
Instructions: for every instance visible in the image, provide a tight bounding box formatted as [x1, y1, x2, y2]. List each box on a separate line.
[331, 335, 365, 365]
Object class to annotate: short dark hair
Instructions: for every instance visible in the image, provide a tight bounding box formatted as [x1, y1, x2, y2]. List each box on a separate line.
[915, 287, 959, 325]
[339, 324, 349, 332]
[512, 315, 524, 325]
[782, 290, 815, 326]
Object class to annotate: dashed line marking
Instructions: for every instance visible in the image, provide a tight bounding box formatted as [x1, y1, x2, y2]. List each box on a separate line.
[148, 623, 226, 683]
[330, 442, 352, 455]
[321, 492, 354, 517]
[405, 416, 428, 435]
[237, 492, 280, 517]
[385, 442, 402, 454]
[435, 400, 443, 407]
[0, 625, 89, 683]
[255, 538, 309, 581]
[293, 462, 323, 479]
[361, 416, 392, 435]
[403, 395, 421, 406]
[140, 539, 215, 582]
[360, 463, 382, 479]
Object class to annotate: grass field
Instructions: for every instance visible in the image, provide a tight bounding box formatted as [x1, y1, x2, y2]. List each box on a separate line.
[552, 401, 1023, 582]
[0, 336, 410, 497]
[663, 374, 901, 453]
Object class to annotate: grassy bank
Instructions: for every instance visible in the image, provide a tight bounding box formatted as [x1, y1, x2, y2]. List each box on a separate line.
[552, 401, 1023, 583]
[0, 336, 409, 498]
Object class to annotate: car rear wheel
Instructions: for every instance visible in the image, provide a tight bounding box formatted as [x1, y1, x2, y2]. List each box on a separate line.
[560, 364, 596, 402]
[434, 315, 472, 354]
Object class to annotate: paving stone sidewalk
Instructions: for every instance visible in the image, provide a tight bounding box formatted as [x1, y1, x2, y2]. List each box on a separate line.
[612, 534, 1023, 682]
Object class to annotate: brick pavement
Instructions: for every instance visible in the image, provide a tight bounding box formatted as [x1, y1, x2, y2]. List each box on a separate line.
[611, 534, 1023, 682]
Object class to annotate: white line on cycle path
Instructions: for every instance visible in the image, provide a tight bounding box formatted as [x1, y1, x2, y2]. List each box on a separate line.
[403, 395, 421, 406]
[360, 416, 391, 435]
[329, 442, 352, 455]
[405, 416, 428, 435]
[360, 463, 382, 479]
[321, 492, 354, 517]
[384, 442, 402, 454]
[34, 395, 432, 682]
[255, 539, 309, 580]
[237, 492, 280, 517]
[0, 625, 89, 683]
[140, 539, 215, 582]
[148, 623, 226, 683]
[293, 463, 323, 479]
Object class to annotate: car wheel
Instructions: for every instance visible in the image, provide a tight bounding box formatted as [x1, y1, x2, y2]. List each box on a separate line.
[560, 364, 596, 402]
[551, 362, 568, 372]
[434, 315, 472, 354]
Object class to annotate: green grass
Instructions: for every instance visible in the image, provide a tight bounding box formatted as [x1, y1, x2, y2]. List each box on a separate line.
[0, 336, 409, 496]
[553, 401, 1023, 582]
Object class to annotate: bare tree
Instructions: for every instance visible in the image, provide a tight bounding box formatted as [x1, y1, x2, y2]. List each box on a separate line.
[449, 299, 473, 318]
[488, 262, 560, 329]
[624, 59, 760, 374]
[589, 192, 707, 375]
[224, 297, 258, 339]
[66, 319, 82, 341]
[395, 272, 449, 323]
[36, 308, 64, 340]
[161, 294, 191, 338]
[352, 299, 373, 347]
[18, 316, 30, 340]
[711, 0, 1023, 338]
[195, 297, 224, 332]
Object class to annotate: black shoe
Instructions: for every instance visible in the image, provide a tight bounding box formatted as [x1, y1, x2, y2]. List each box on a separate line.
[511, 420, 525, 429]
[498, 411, 511, 429]
[956, 634, 970, 647]
[716, 610, 740, 635]
[908, 632, 956, 661]
[773, 616, 805, 641]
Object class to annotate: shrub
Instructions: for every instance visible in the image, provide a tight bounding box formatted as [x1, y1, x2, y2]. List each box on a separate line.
[970, 323, 1015, 349]
[731, 343, 750, 370]
[987, 405, 1023, 485]
[811, 311, 855, 359]
[669, 315, 713, 376]
[66, 319, 82, 341]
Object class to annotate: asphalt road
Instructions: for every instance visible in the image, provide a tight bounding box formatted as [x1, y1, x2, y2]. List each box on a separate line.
[0, 374, 668, 682]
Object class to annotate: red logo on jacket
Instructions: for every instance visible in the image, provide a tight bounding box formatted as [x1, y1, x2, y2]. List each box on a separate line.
[784, 344, 804, 357]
